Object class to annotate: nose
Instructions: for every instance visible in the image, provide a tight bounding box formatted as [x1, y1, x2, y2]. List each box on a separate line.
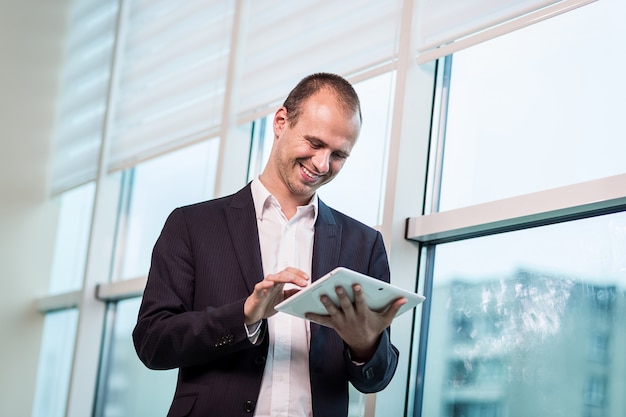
[312, 149, 331, 174]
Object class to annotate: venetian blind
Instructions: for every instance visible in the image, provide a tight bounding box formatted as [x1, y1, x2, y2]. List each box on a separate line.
[235, 0, 403, 122]
[416, 0, 597, 63]
[50, 0, 118, 194]
[107, 0, 234, 172]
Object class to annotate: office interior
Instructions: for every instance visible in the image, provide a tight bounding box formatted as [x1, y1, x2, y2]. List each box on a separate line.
[1, 0, 625, 416]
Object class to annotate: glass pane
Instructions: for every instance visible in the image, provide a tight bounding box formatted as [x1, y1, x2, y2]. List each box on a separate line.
[247, 118, 273, 183]
[320, 72, 395, 227]
[32, 309, 79, 417]
[99, 298, 177, 417]
[439, 0, 626, 211]
[248, 72, 395, 227]
[419, 211, 626, 417]
[49, 182, 96, 294]
[118, 140, 219, 280]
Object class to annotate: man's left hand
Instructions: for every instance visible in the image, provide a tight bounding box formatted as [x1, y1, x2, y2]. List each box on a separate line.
[305, 284, 406, 363]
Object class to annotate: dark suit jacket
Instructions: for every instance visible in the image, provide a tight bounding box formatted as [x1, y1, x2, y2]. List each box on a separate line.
[133, 183, 399, 417]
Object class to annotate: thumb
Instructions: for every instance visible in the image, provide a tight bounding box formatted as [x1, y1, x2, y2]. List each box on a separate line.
[383, 297, 407, 320]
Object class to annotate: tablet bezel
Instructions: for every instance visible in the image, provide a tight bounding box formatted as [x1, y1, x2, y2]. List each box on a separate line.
[274, 267, 425, 322]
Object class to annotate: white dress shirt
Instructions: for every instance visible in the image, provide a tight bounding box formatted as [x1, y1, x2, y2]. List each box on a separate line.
[250, 178, 317, 417]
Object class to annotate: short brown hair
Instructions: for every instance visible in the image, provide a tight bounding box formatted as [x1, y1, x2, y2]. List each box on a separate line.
[282, 73, 362, 126]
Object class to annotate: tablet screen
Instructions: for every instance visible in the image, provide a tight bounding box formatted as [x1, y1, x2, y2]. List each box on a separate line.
[274, 267, 425, 322]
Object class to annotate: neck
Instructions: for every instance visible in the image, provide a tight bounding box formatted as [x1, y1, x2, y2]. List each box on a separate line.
[258, 174, 311, 220]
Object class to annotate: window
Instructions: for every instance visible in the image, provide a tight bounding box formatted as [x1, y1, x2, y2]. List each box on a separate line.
[31, 309, 79, 417]
[96, 298, 177, 417]
[32, 0, 623, 416]
[32, 182, 96, 417]
[412, 2, 626, 416]
[114, 140, 219, 281]
[419, 212, 626, 417]
[438, 0, 626, 211]
[93, 140, 220, 412]
[48, 182, 96, 294]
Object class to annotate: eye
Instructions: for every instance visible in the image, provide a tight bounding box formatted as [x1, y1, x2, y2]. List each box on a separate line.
[332, 151, 349, 161]
[307, 139, 323, 149]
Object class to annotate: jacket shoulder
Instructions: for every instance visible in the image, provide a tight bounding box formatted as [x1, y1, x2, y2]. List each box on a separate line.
[176, 184, 253, 215]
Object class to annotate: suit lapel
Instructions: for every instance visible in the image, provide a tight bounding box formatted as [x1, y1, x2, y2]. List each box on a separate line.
[223, 190, 341, 336]
[223, 184, 264, 293]
[311, 199, 341, 338]
[311, 199, 342, 281]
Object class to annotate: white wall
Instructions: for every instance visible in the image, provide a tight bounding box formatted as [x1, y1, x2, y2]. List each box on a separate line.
[0, 0, 69, 415]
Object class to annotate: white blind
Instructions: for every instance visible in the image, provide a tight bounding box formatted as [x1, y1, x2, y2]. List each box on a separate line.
[416, 0, 596, 63]
[108, 0, 234, 171]
[50, 0, 118, 194]
[236, 0, 403, 121]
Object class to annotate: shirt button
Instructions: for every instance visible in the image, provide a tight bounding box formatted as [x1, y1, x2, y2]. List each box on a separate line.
[254, 355, 266, 366]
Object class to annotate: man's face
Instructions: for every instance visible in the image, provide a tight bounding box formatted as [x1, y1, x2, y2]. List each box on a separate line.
[271, 90, 361, 202]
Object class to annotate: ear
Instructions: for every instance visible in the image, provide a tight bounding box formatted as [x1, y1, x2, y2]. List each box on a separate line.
[273, 107, 288, 137]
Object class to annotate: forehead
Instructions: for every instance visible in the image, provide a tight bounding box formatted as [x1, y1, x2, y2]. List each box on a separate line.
[300, 89, 359, 118]
[295, 91, 361, 137]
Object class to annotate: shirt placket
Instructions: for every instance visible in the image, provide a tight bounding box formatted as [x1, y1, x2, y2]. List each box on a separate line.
[269, 219, 298, 416]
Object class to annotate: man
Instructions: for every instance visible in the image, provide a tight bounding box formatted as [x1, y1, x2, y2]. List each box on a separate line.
[133, 73, 406, 417]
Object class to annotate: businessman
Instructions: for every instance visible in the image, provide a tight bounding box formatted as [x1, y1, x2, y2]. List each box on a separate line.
[133, 73, 405, 417]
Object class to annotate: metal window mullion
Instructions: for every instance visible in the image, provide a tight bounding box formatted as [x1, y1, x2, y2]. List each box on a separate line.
[36, 291, 83, 313]
[214, 0, 248, 198]
[374, 0, 436, 415]
[65, 0, 130, 415]
[405, 55, 450, 417]
[380, 0, 418, 246]
[425, 56, 452, 215]
[92, 302, 117, 417]
[406, 173, 626, 244]
[95, 276, 147, 302]
[411, 245, 436, 417]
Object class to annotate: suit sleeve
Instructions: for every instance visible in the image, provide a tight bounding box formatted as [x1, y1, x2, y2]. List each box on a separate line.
[132, 208, 263, 370]
[343, 230, 399, 393]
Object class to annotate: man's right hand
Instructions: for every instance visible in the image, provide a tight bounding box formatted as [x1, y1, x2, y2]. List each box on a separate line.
[243, 267, 309, 325]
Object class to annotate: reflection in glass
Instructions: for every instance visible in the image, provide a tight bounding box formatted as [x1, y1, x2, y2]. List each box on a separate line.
[419, 212, 626, 417]
[99, 298, 177, 417]
[32, 309, 79, 417]
[439, 0, 626, 210]
[49, 182, 96, 294]
[118, 140, 219, 280]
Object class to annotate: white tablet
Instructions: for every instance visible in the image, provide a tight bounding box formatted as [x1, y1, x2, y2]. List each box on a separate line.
[274, 267, 425, 322]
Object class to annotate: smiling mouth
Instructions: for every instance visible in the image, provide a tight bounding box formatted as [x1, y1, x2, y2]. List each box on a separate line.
[301, 164, 322, 182]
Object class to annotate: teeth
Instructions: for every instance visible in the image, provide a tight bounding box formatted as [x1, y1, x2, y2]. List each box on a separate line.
[302, 165, 318, 180]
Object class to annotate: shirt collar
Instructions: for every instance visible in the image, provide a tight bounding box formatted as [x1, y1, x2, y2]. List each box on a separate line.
[251, 178, 318, 222]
